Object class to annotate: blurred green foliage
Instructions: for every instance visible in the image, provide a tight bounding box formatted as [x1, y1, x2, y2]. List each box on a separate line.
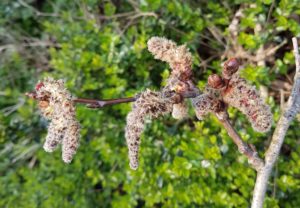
[0, 0, 300, 207]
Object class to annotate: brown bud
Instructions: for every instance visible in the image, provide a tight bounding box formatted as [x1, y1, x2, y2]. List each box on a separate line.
[208, 74, 224, 89]
[178, 69, 193, 81]
[222, 58, 240, 79]
[171, 94, 183, 104]
[174, 82, 187, 94]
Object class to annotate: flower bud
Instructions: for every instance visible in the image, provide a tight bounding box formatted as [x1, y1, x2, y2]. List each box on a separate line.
[222, 58, 240, 79]
[208, 74, 224, 89]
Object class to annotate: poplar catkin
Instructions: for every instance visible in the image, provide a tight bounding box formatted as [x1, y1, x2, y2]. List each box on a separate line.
[35, 77, 81, 163]
[125, 89, 173, 170]
[191, 90, 221, 120]
[222, 74, 273, 132]
[147, 37, 192, 74]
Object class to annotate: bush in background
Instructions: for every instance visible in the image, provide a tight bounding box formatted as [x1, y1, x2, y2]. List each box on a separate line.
[0, 0, 300, 207]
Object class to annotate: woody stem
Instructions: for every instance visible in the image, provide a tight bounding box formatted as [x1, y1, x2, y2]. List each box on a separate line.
[215, 110, 264, 171]
[74, 90, 200, 108]
[73, 97, 136, 108]
[26, 90, 201, 108]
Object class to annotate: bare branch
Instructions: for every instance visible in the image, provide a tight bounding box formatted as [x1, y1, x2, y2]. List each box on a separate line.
[18, 0, 60, 18]
[25, 89, 201, 108]
[251, 37, 300, 208]
[0, 41, 60, 53]
[266, 0, 275, 25]
[74, 97, 136, 108]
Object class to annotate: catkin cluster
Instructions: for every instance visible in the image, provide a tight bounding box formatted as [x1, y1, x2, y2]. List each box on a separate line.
[125, 89, 174, 170]
[28, 37, 274, 170]
[192, 58, 273, 133]
[126, 37, 197, 170]
[35, 77, 80, 163]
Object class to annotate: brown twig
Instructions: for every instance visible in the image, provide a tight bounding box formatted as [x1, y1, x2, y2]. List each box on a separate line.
[26, 90, 201, 108]
[73, 97, 136, 108]
[215, 110, 264, 171]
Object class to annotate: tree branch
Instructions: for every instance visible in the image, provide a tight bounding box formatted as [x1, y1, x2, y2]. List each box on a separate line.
[251, 37, 300, 208]
[0, 41, 60, 53]
[26, 90, 201, 108]
[73, 97, 136, 108]
[215, 110, 264, 171]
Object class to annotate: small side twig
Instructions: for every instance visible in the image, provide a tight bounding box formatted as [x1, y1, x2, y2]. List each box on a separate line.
[215, 110, 264, 171]
[266, 0, 276, 25]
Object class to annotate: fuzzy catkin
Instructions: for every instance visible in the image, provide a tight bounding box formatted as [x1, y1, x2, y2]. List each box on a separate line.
[222, 74, 273, 132]
[35, 77, 80, 163]
[62, 119, 81, 163]
[125, 89, 173, 170]
[191, 92, 221, 120]
[43, 116, 66, 152]
[147, 37, 192, 74]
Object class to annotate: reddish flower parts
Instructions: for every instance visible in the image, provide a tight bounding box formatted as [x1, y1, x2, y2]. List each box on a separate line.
[35, 77, 81, 163]
[208, 74, 225, 89]
[222, 75, 272, 132]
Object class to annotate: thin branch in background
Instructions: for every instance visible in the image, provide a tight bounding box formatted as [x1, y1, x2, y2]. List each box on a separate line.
[1, 97, 25, 116]
[17, 0, 87, 20]
[99, 11, 136, 20]
[207, 26, 227, 48]
[127, 0, 140, 11]
[99, 11, 157, 20]
[0, 41, 60, 53]
[266, 0, 276, 25]
[272, 162, 278, 198]
[225, 5, 287, 64]
[18, 0, 60, 18]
